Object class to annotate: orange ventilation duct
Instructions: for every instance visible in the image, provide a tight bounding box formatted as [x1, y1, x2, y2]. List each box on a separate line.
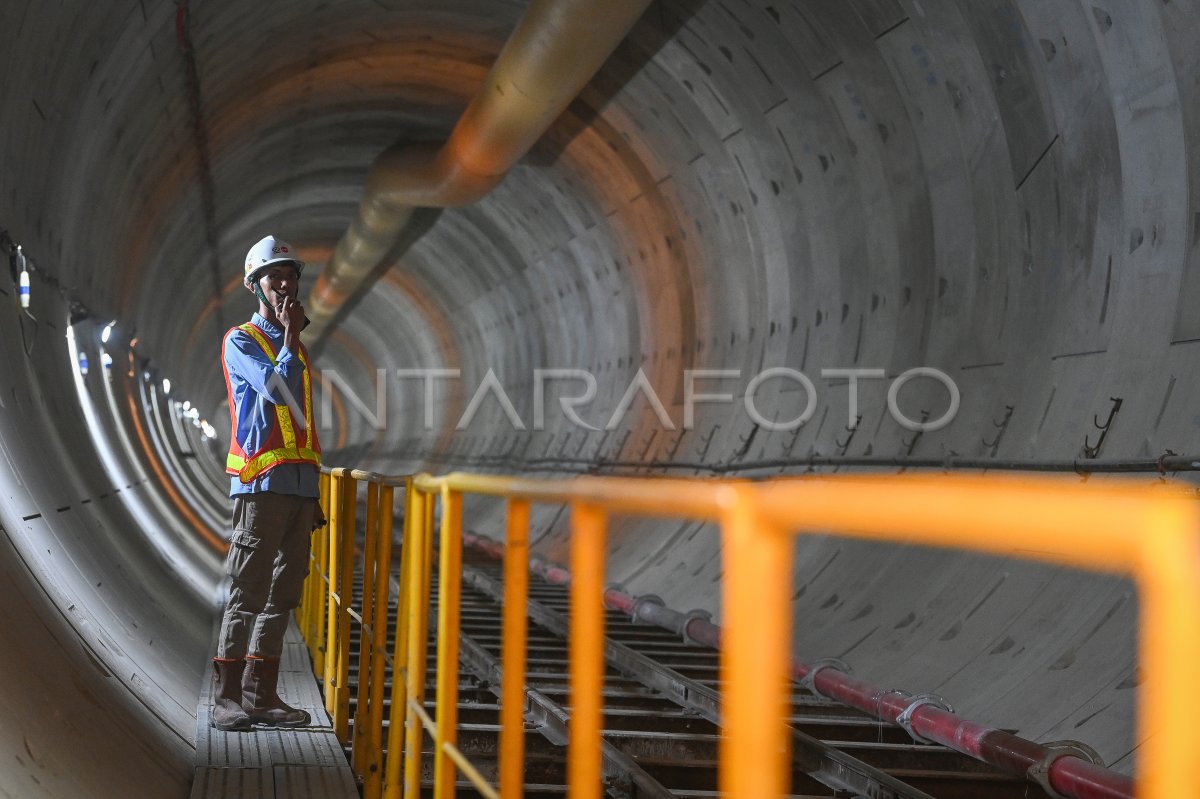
[305, 0, 654, 343]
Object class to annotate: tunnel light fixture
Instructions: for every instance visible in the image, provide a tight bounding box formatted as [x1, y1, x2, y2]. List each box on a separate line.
[101, 322, 114, 344]
[101, 352, 113, 369]
[183, 400, 191, 412]
[17, 246, 30, 309]
[162, 378, 171, 395]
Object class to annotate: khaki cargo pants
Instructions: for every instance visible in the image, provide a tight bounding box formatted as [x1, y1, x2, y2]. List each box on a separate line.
[216, 492, 317, 660]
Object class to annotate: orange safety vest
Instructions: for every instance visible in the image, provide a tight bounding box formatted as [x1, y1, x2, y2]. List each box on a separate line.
[222, 322, 321, 483]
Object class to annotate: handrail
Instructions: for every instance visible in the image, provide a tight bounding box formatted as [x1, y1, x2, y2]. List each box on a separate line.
[297, 467, 1200, 799]
[489, 535, 1133, 798]
[298, 468, 400, 796]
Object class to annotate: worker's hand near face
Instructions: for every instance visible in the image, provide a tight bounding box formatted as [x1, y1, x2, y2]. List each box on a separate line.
[276, 295, 306, 331]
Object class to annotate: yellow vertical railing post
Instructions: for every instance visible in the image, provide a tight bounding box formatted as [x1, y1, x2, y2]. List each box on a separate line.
[311, 512, 322, 639]
[403, 486, 435, 799]
[313, 478, 330, 678]
[302, 534, 314, 648]
[354, 480, 380, 777]
[296, 531, 310, 649]
[324, 469, 344, 718]
[296, 484, 310, 646]
[719, 487, 793, 799]
[303, 471, 326, 664]
[433, 487, 464, 799]
[568, 502, 606, 799]
[364, 483, 395, 799]
[1135, 502, 1200, 799]
[383, 480, 415, 799]
[500, 499, 530, 799]
[334, 473, 358, 743]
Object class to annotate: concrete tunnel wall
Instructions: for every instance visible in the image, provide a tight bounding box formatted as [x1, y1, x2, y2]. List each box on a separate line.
[1, 0, 1198, 795]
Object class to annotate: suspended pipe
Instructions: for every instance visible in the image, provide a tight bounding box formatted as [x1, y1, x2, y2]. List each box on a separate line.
[460, 533, 1135, 799]
[304, 0, 655, 344]
[428, 451, 1200, 476]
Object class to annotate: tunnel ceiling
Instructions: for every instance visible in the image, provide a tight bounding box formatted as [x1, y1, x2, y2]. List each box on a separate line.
[3, 0, 1200, 794]
[7, 0, 1197, 454]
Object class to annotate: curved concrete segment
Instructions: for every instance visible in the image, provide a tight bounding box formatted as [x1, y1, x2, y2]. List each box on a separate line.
[1, 0, 1197, 794]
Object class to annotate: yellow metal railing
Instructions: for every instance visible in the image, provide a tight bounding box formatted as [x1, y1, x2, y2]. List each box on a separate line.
[297, 468, 500, 799]
[296, 468, 403, 796]
[297, 469, 1200, 799]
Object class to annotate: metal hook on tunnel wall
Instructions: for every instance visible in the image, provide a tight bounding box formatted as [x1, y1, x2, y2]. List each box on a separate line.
[1082, 397, 1122, 459]
[638, 428, 661, 462]
[724, 423, 762, 471]
[835, 415, 862, 453]
[609, 430, 633, 461]
[782, 419, 806, 456]
[665, 428, 688, 461]
[694, 424, 721, 460]
[900, 411, 930, 457]
[981, 404, 1015, 454]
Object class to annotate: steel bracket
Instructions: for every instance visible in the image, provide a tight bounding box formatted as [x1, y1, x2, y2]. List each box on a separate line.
[896, 693, 954, 744]
[797, 658, 851, 696]
[680, 608, 712, 646]
[631, 593, 666, 626]
[1026, 740, 1104, 799]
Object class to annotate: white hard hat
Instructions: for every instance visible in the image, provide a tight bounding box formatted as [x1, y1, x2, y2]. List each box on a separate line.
[244, 235, 305, 288]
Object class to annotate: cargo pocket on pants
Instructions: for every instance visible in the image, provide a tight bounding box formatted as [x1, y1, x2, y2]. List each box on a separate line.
[225, 529, 273, 586]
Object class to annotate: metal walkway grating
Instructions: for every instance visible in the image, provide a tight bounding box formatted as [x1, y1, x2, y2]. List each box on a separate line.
[190, 620, 357, 798]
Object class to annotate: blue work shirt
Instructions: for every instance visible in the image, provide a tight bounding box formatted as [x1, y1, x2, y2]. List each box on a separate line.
[223, 313, 320, 498]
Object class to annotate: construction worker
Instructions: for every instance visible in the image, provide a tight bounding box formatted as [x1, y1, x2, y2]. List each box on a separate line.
[211, 234, 324, 731]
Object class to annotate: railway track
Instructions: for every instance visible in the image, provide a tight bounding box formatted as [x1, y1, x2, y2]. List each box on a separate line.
[343, 552, 1057, 798]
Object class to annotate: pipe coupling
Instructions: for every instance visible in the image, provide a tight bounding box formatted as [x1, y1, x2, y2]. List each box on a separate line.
[680, 608, 713, 646]
[797, 657, 851, 696]
[896, 693, 954, 744]
[1026, 740, 1104, 799]
[630, 594, 666, 626]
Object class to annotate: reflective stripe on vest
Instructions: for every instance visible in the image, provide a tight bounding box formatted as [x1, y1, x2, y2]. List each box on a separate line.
[224, 322, 321, 483]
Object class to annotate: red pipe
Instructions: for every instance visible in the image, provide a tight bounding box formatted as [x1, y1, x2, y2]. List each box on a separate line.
[463, 537, 1133, 799]
[529, 556, 571, 586]
[464, 531, 505, 560]
[797, 666, 1131, 799]
[683, 615, 720, 649]
[602, 589, 635, 615]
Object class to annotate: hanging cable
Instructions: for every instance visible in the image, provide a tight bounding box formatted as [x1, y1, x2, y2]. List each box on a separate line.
[175, 0, 227, 338]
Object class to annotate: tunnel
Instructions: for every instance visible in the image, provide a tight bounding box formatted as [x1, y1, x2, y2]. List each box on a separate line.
[1, 0, 1196, 796]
